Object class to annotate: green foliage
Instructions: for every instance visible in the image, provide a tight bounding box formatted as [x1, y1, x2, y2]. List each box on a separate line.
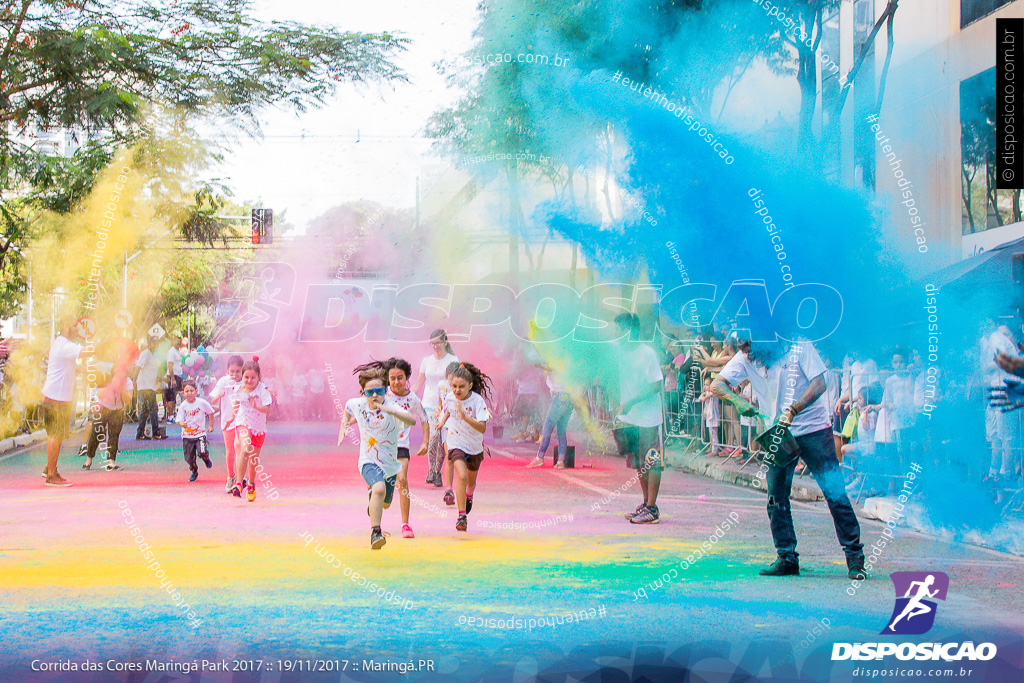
[0, 0, 407, 320]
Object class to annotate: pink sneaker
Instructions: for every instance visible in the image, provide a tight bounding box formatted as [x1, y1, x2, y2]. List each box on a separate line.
[401, 524, 415, 538]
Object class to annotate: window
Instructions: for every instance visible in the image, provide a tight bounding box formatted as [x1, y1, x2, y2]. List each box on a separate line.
[961, 68, 1024, 233]
[961, 0, 1014, 29]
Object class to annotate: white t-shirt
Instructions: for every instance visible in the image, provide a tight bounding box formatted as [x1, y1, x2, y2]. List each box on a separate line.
[42, 335, 83, 402]
[134, 349, 160, 392]
[983, 329, 1019, 388]
[843, 358, 879, 401]
[441, 391, 491, 455]
[166, 347, 183, 378]
[387, 388, 426, 448]
[345, 396, 403, 478]
[292, 372, 308, 397]
[176, 398, 214, 439]
[420, 353, 458, 409]
[227, 382, 273, 435]
[718, 341, 829, 438]
[209, 375, 242, 429]
[616, 343, 664, 428]
[307, 369, 325, 393]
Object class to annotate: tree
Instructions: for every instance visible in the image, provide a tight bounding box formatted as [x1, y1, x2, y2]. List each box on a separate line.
[0, 0, 408, 317]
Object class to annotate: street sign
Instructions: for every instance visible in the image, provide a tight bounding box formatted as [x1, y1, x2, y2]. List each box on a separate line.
[114, 309, 133, 329]
[75, 317, 97, 340]
[148, 323, 166, 338]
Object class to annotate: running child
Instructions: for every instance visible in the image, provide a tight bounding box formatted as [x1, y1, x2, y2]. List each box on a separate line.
[384, 358, 429, 539]
[437, 362, 492, 532]
[175, 379, 215, 481]
[228, 357, 273, 502]
[341, 364, 417, 549]
[438, 361, 460, 505]
[209, 355, 244, 492]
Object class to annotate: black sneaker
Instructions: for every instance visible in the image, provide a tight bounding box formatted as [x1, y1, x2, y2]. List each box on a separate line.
[432, 474, 444, 488]
[455, 514, 467, 532]
[370, 527, 386, 550]
[425, 472, 435, 485]
[466, 495, 474, 514]
[188, 470, 198, 482]
[848, 559, 867, 580]
[443, 489, 455, 506]
[759, 558, 800, 576]
[137, 434, 151, 441]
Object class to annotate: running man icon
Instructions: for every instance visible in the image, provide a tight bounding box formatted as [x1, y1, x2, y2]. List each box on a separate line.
[882, 572, 949, 635]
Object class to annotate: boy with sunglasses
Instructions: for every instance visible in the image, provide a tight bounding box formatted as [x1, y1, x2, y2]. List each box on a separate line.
[340, 367, 416, 549]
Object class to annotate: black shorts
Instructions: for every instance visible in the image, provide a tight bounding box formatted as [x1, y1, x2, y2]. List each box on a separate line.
[448, 448, 484, 472]
[397, 447, 410, 460]
[613, 424, 664, 471]
[43, 401, 71, 440]
[164, 376, 182, 402]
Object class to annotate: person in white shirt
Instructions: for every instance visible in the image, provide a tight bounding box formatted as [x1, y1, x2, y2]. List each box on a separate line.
[291, 368, 308, 420]
[437, 362, 492, 533]
[164, 341, 184, 424]
[983, 323, 1022, 481]
[384, 358, 429, 538]
[41, 320, 85, 487]
[340, 366, 416, 550]
[611, 314, 665, 526]
[307, 367, 326, 420]
[175, 380, 215, 482]
[132, 339, 162, 440]
[228, 357, 274, 502]
[712, 335, 865, 580]
[208, 355, 245, 492]
[83, 339, 139, 472]
[411, 329, 458, 484]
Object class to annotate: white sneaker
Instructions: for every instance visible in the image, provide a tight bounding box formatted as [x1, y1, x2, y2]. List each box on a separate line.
[554, 461, 566, 470]
[225, 476, 235, 493]
[525, 457, 544, 468]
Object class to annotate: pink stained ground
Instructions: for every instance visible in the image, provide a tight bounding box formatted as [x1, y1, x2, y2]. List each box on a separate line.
[1, 420, 1023, 682]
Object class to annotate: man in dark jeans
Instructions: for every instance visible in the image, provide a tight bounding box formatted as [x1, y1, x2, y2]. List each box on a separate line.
[712, 336, 865, 580]
[133, 340, 161, 440]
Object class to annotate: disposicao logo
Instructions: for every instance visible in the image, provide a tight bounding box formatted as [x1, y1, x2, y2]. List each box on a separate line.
[832, 571, 997, 662]
[882, 571, 948, 635]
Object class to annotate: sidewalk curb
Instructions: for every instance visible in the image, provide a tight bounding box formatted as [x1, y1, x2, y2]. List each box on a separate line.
[666, 447, 824, 502]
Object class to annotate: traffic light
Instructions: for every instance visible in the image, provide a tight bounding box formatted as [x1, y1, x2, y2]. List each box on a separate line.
[251, 208, 273, 245]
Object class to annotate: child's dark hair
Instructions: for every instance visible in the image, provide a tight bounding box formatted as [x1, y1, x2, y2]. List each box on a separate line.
[241, 356, 261, 379]
[430, 328, 454, 355]
[353, 359, 386, 375]
[228, 354, 244, 368]
[451, 362, 493, 401]
[445, 361, 461, 377]
[352, 359, 388, 389]
[384, 357, 413, 379]
[182, 379, 197, 390]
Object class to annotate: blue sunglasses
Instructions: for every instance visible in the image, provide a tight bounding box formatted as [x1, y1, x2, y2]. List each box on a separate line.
[362, 387, 387, 397]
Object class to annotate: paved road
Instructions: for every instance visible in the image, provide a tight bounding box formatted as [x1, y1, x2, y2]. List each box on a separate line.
[1, 421, 1022, 682]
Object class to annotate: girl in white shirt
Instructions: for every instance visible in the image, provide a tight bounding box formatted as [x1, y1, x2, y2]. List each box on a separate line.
[437, 362, 492, 533]
[228, 357, 274, 502]
[208, 355, 244, 493]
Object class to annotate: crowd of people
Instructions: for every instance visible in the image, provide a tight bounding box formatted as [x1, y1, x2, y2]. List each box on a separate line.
[20, 306, 1022, 571]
